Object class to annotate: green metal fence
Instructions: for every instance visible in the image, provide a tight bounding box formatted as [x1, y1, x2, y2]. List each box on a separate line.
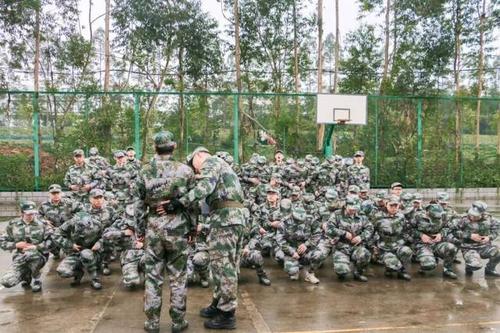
[0, 90, 498, 191]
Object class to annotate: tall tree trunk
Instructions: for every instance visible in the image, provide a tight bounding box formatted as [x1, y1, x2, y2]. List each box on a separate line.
[453, 0, 462, 166]
[293, 0, 300, 137]
[380, 0, 391, 94]
[316, 0, 324, 151]
[333, 0, 340, 93]
[234, 0, 244, 161]
[475, 0, 486, 156]
[104, 0, 111, 92]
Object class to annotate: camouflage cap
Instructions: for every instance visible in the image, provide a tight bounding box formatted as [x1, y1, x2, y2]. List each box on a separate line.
[296, 159, 305, 166]
[375, 190, 387, 200]
[186, 146, 210, 165]
[391, 182, 403, 189]
[413, 193, 423, 202]
[359, 184, 369, 193]
[472, 200, 487, 213]
[153, 131, 175, 147]
[345, 195, 361, 210]
[291, 186, 301, 196]
[125, 146, 135, 151]
[437, 192, 449, 203]
[89, 147, 99, 156]
[305, 154, 314, 161]
[348, 185, 360, 194]
[89, 188, 104, 198]
[20, 200, 37, 214]
[114, 150, 126, 158]
[467, 206, 482, 218]
[311, 157, 320, 165]
[274, 150, 284, 156]
[303, 193, 315, 203]
[257, 156, 267, 165]
[343, 157, 353, 166]
[215, 151, 234, 165]
[73, 149, 84, 157]
[325, 188, 338, 200]
[271, 172, 282, 180]
[48, 184, 62, 193]
[427, 203, 444, 219]
[115, 191, 128, 202]
[266, 186, 279, 194]
[386, 195, 400, 204]
[280, 198, 292, 212]
[292, 207, 307, 222]
[401, 192, 414, 202]
[354, 150, 365, 157]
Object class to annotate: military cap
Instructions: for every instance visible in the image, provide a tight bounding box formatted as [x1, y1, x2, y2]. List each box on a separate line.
[437, 192, 450, 203]
[325, 188, 338, 200]
[359, 185, 369, 193]
[375, 190, 387, 199]
[126, 146, 135, 151]
[401, 192, 414, 202]
[20, 200, 37, 214]
[291, 186, 301, 195]
[153, 131, 175, 147]
[266, 186, 279, 194]
[390, 182, 403, 189]
[292, 207, 307, 222]
[345, 195, 361, 210]
[73, 149, 84, 157]
[186, 146, 210, 165]
[271, 173, 282, 180]
[90, 188, 104, 198]
[280, 198, 292, 212]
[303, 193, 315, 203]
[472, 201, 487, 213]
[427, 203, 444, 219]
[274, 150, 284, 156]
[386, 195, 400, 204]
[114, 150, 126, 158]
[343, 157, 353, 166]
[89, 147, 99, 156]
[48, 184, 62, 193]
[354, 150, 365, 157]
[257, 156, 267, 165]
[413, 193, 423, 202]
[348, 185, 360, 194]
[467, 206, 482, 218]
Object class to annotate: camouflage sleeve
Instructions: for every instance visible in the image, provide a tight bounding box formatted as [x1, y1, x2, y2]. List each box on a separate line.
[102, 225, 126, 241]
[275, 225, 295, 256]
[53, 220, 74, 250]
[63, 170, 72, 188]
[326, 215, 346, 239]
[133, 173, 147, 236]
[35, 225, 51, 253]
[360, 218, 374, 242]
[0, 223, 16, 251]
[490, 216, 499, 241]
[179, 160, 220, 207]
[445, 217, 463, 245]
[305, 219, 322, 248]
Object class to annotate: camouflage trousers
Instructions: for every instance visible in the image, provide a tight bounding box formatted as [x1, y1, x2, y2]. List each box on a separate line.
[260, 234, 285, 263]
[121, 249, 145, 287]
[208, 224, 244, 312]
[57, 249, 101, 278]
[416, 242, 458, 271]
[187, 249, 210, 284]
[333, 245, 371, 276]
[283, 247, 326, 276]
[240, 249, 264, 271]
[1, 251, 47, 288]
[379, 245, 413, 271]
[144, 218, 188, 325]
[462, 244, 500, 271]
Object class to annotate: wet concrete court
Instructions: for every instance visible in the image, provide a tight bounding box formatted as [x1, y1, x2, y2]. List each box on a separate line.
[1, 207, 500, 333]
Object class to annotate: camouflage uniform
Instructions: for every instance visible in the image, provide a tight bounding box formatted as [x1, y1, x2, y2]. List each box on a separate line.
[448, 205, 500, 276]
[327, 197, 373, 281]
[86, 147, 110, 175]
[64, 149, 102, 203]
[0, 202, 50, 292]
[178, 147, 246, 329]
[413, 204, 458, 278]
[275, 207, 324, 284]
[53, 211, 105, 289]
[373, 196, 413, 280]
[107, 150, 138, 204]
[134, 132, 195, 332]
[188, 220, 211, 288]
[102, 206, 145, 288]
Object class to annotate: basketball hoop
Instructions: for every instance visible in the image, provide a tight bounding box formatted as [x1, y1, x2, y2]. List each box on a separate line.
[336, 119, 349, 125]
[316, 94, 367, 126]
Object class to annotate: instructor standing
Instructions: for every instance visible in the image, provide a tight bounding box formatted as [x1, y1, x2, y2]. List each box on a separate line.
[170, 146, 246, 330]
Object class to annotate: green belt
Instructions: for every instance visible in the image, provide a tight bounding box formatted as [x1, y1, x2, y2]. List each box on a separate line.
[210, 200, 244, 211]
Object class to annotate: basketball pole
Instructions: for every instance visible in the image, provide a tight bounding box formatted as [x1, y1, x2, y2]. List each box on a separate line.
[322, 124, 335, 157]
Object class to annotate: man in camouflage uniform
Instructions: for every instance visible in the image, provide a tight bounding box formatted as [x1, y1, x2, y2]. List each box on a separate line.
[107, 150, 138, 204]
[83, 189, 121, 276]
[326, 195, 374, 282]
[448, 203, 500, 277]
[0, 201, 50, 292]
[134, 131, 195, 333]
[275, 206, 324, 284]
[373, 195, 413, 280]
[54, 211, 105, 290]
[347, 150, 370, 189]
[126, 146, 142, 171]
[86, 147, 110, 173]
[64, 149, 101, 203]
[413, 204, 458, 279]
[390, 182, 404, 198]
[103, 205, 145, 289]
[38, 184, 79, 258]
[172, 146, 246, 330]
[256, 187, 282, 258]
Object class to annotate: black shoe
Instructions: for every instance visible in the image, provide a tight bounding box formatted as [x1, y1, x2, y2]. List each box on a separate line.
[485, 269, 500, 277]
[171, 319, 189, 333]
[31, 280, 42, 292]
[70, 271, 84, 287]
[453, 258, 461, 264]
[204, 310, 236, 330]
[258, 272, 271, 286]
[102, 265, 111, 276]
[200, 298, 220, 318]
[91, 278, 102, 290]
[337, 273, 348, 281]
[465, 266, 474, 276]
[443, 269, 457, 280]
[397, 271, 411, 281]
[21, 277, 32, 289]
[144, 319, 159, 333]
[353, 271, 368, 282]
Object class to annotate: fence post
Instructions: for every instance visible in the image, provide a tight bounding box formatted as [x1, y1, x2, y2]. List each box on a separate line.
[233, 94, 239, 165]
[84, 96, 90, 155]
[133, 94, 141, 159]
[374, 98, 379, 187]
[31, 93, 40, 191]
[417, 98, 423, 188]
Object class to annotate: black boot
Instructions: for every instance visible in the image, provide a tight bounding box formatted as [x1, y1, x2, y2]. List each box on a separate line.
[353, 269, 368, 282]
[485, 265, 500, 277]
[204, 310, 236, 329]
[70, 270, 84, 287]
[257, 269, 271, 286]
[200, 298, 220, 318]
[397, 269, 411, 281]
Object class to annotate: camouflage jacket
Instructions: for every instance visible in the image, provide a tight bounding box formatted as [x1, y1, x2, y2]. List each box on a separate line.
[53, 213, 105, 251]
[82, 204, 121, 229]
[347, 164, 370, 188]
[447, 215, 499, 249]
[276, 216, 322, 256]
[63, 162, 102, 196]
[326, 211, 373, 251]
[38, 198, 80, 228]
[0, 217, 51, 255]
[412, 211, 452, 245]
[373, 211, 407, 251]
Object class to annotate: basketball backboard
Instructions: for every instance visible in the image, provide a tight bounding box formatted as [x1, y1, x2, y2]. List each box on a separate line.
[316, 94, 367, 125]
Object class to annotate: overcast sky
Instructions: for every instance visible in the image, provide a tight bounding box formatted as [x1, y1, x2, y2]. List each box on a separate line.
[80, 0, 378, 45]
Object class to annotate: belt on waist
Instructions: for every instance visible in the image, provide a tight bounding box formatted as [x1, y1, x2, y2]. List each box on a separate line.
[210, 200, 244, 210]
